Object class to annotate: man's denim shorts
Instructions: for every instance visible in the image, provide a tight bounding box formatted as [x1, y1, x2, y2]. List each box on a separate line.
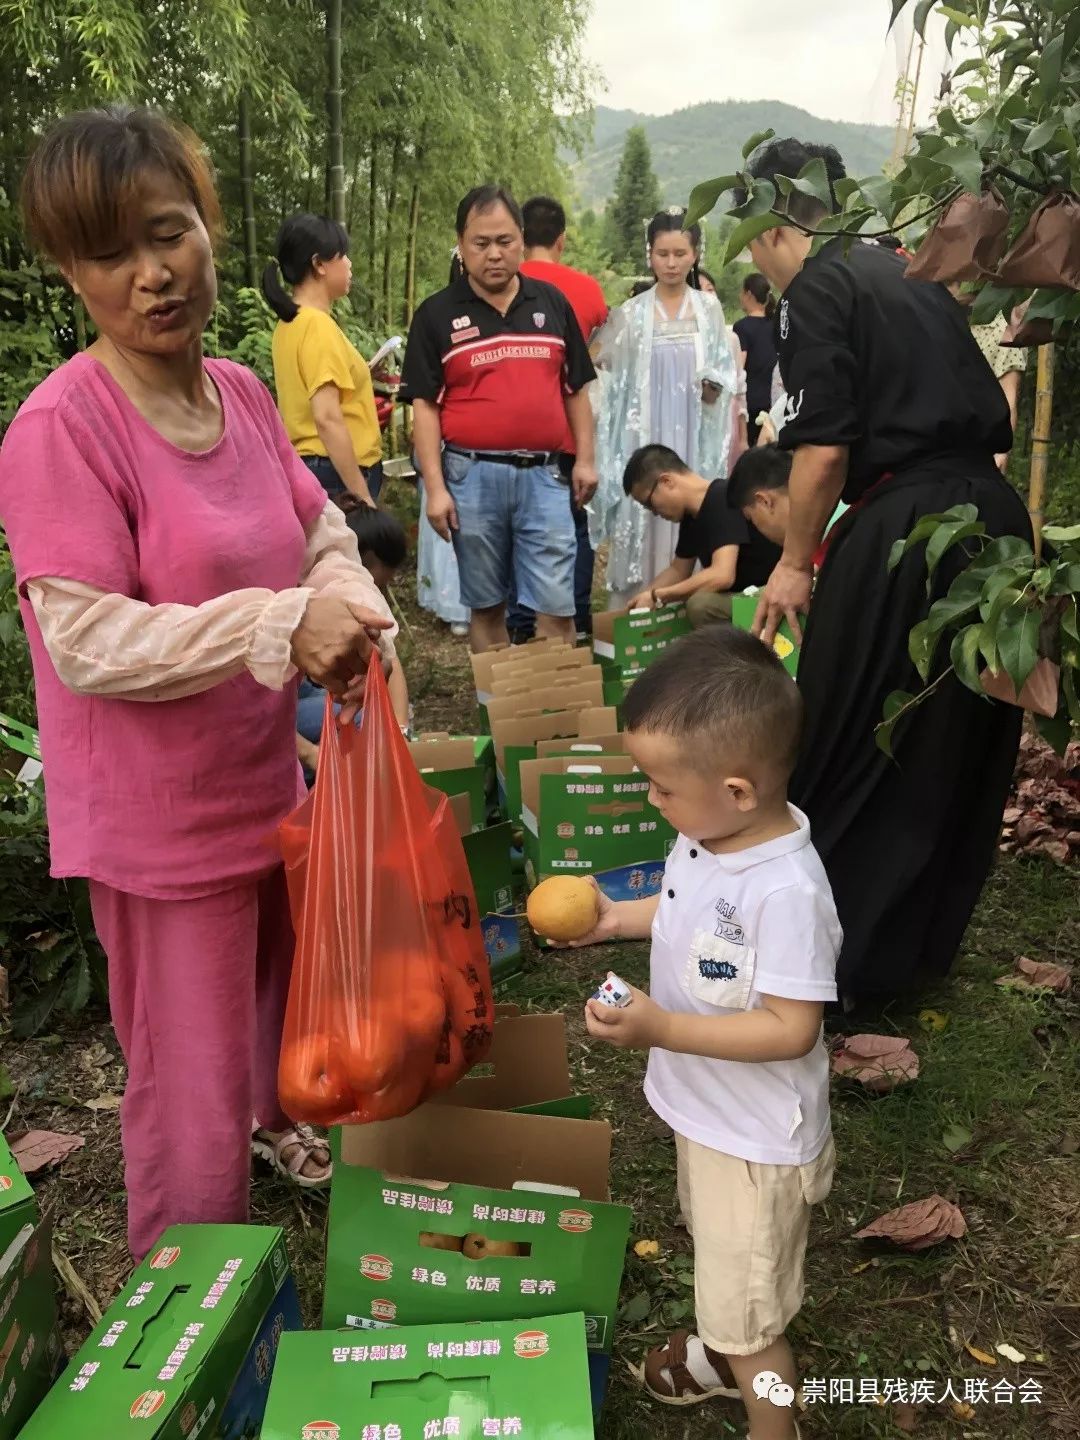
[442, 449, 576, 617]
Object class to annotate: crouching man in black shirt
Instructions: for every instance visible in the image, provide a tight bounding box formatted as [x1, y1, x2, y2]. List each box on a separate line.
[621, 444, 780, 627]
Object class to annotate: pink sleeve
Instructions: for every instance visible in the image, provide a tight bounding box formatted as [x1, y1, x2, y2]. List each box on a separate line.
[0, 403, 138, 596]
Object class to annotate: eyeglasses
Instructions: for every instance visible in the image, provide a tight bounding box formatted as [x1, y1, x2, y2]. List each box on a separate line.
[639, 477, 661, 513]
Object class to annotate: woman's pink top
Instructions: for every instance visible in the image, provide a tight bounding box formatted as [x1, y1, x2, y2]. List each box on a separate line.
[0, 353, 329, 899]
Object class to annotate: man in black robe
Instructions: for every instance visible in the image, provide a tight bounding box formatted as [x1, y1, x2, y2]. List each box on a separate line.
[747, 138, 1031, 1010]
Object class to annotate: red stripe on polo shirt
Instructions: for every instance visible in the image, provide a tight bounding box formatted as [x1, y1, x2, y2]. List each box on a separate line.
[439, 332, 573, 452]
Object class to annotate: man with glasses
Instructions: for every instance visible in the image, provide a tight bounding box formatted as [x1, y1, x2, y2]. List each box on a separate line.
[403, 186, 598, 652]
[622, 443, 780, 627]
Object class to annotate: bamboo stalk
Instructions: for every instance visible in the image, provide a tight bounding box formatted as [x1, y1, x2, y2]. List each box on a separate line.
[1029, 343, 1055, 558]
[237, 90, 257, 288]
[325, 0, 345, 226]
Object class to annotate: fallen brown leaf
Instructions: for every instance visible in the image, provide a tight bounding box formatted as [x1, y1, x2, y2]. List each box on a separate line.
[893, 1401, 919, 1432]
[831, 1034, 920, 1093]
[83, 1094, 122, 1112]
[996, 957, 1072, 994]
[854, 1195, 967, 1251]
[950, 1400, 977, 1421]
[965, 1343, 997, 1366]
[8, 1129, 85, 1175]
[633, 1239, 660, 1259]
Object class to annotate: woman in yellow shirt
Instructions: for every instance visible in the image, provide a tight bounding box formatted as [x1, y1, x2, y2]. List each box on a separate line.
[263, 214, 383, 507]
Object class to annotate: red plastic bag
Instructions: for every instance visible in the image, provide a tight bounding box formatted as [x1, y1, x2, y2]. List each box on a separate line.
[276, 655, 493, 1126]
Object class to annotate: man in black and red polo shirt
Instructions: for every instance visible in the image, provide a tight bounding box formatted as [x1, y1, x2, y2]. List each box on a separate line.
[403, 185, 597, 652]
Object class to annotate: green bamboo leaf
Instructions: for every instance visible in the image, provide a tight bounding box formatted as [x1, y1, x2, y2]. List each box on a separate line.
[995, 603, 1042, 694]
[742, 128, 775, 160]
[951, 624, 986, 694]
[685, 175, 741, 228]
[888, 0, 909, 30]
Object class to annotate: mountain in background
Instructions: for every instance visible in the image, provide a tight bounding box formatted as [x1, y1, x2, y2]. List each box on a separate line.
[569, 101, 894, 210]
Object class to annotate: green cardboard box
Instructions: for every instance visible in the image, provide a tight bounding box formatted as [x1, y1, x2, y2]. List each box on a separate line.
[0, 1216, 62, 1440]
[410, 736, 489, 831]
[0, 713, 43, 790]
[432, 1009, 591, 1123]
[492, 707, 618, 822]
[18, 1224, 301, 1440]
[0, 1136, 37, 1260]
[483, 676, 604, 736]
[324, 1063, 631, 1353]
[261, 1313, 595, 1440]
[519, 755, 676, 905]
[448, 798, 521, 984]
[592, 604, 691, 678]
[730, 592, 801, 676]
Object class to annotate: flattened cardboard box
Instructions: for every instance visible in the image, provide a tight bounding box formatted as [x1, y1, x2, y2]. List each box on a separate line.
[591, 604, 691, 674]
[488, 650, 595, 698]
[0, 1216, 61, 1440]
[261, 1312, 594, 1440]
[483, 678, 604, 732]
[730, 593, 800, 676]
[409, 735, 488, 830]
[324, 1016, 630, 1352]
[18, 1224, 301, 1440]
[519, 755, 676, 903]
[492, 707, 618, 821]
[471, 639, 568, 701]
[449, 796, 521, 983]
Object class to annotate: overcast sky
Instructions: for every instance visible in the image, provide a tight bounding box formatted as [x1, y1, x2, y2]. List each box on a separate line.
[583, 0, 949, 128]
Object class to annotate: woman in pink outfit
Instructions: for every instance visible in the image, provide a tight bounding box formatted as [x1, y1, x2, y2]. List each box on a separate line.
[0, 106, 396, 1259]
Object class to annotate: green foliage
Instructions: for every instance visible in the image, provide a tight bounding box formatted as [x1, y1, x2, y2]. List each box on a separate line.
[607, 127, 662, 267]
[566, 101, 896, 212]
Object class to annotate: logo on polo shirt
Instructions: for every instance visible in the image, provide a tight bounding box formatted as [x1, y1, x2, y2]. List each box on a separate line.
[533, 311, 547, 329]
[452, 315, 472, 330]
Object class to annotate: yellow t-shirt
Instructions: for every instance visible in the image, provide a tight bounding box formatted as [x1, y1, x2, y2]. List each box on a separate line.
[271, 306, 382, 467]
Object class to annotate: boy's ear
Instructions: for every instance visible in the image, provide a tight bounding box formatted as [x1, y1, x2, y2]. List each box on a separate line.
[725, 775, 758, 811]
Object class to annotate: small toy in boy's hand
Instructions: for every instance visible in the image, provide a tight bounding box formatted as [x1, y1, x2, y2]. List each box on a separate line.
[526, 876, 600, 943]
[592, 972, 633, 1009]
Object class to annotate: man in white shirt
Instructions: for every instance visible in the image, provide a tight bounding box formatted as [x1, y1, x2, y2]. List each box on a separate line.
[557, 625, 839, 1440]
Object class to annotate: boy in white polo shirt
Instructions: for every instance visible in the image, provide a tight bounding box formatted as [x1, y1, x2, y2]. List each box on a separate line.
[575, 625, 839, 1440]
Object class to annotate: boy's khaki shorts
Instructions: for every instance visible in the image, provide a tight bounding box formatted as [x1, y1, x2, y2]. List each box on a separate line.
[676, 1132, 836, 1357]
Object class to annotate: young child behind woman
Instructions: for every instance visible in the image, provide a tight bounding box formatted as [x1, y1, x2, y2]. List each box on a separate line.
[297, 507, 410, 780]
[565, 626, 840, 1439]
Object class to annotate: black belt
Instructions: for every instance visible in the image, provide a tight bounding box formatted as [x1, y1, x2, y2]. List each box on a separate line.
[444, 445, 562, 469]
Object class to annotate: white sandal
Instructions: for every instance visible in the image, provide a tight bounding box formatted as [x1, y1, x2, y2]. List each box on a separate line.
[251, 1124, 332, 1189]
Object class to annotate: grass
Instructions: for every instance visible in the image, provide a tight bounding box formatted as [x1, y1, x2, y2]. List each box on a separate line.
[3, 497, 1079, 1437]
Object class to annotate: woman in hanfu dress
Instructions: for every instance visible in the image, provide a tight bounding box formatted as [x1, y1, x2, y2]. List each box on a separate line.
[591, 209, 736, 609]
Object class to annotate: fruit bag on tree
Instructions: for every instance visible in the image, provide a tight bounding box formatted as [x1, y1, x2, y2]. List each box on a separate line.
[276, 654, 493, 1125]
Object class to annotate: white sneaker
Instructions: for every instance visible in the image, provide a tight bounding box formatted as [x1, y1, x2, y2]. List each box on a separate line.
[450, 623, 469, 638]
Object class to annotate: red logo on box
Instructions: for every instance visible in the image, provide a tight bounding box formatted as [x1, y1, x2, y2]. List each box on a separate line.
[179, 1402, 197, 1435]
[0, 1177, 11, 1192]
[556, 823, 575, 839]
[513, 1330, 550, 1359]
[129, 1390, 167, 1419]
[371, 1298, 397, 1322]
[557, 1208, 593, 1234]
[149, 1245, 180, 1270]
[360, 1254, 393, 1282]
[301, 1424, 341, 1440]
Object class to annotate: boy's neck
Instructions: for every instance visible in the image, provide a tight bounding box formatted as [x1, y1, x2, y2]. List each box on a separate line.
[700, 799, 798, 856]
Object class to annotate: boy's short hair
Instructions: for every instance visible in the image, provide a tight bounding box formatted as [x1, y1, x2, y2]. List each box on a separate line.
[522, 195, 566, 249]
[622, 443, 690, 497]
[622, 626, 803, 779]
[345, 506, 408, 569]
[726, 444, 792, 511]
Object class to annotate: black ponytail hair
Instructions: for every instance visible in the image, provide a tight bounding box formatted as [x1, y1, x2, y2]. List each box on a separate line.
[646, 208, 703, 289]
[742, 271, 776, 319]
[261, 212, 350, 322]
